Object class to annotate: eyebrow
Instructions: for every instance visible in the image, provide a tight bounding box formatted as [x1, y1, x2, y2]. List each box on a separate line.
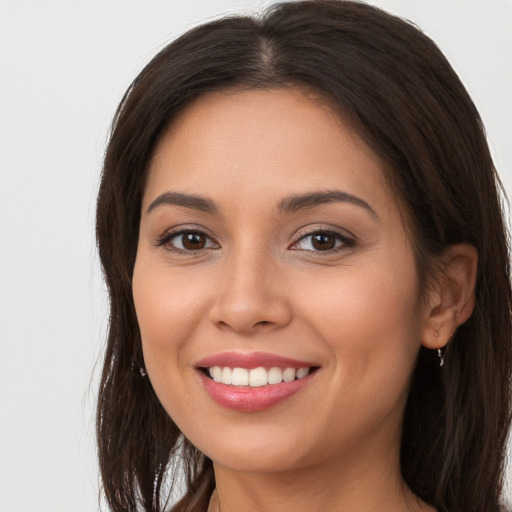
[146, 189, 377, 218]
[147, 191, 217, 214]
[278, 190, 378, 218]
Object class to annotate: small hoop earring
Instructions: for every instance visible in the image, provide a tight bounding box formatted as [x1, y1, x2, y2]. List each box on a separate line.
[437, 348, 445, 367]
[140, 367, 147, 377]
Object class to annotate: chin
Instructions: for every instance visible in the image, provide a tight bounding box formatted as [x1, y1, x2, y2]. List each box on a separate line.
[182, 421, 315, 473]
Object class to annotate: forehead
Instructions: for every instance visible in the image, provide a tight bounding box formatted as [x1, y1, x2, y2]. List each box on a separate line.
[144, 87, 393, 215]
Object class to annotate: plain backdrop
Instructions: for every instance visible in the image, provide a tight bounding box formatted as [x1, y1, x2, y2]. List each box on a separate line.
[0, 1, 510, 510]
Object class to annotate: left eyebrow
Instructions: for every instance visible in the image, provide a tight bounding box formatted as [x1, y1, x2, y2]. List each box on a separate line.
[146, 191, 218, 214]
[278, 190, 378, 218]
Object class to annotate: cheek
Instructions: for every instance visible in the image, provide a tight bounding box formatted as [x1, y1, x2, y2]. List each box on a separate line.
[292, 266, 422, 449]
[132, 257, 215, 426]
[298, 260, 422, 386]
[132, 257, 209, 373]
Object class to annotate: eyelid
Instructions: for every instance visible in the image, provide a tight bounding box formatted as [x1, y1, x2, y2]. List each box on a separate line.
[153, 224, 355, 253]
[289, 226, 356, 252]
[154, 226, 220, 252]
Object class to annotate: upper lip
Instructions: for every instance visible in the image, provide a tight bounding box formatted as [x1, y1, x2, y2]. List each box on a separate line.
[195, 351, 318, 369]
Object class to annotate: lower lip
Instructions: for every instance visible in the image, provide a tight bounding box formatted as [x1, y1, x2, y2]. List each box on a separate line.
[198, 370, 316, 412]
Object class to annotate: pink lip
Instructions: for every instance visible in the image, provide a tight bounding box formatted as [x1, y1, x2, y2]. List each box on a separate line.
[198, 370, 316, 412]
[194, 351, 319, 412]
[195, 351, 316, 369]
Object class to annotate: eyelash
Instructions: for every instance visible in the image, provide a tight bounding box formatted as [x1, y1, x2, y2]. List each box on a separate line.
[155, 228, 355, 254]
[290, 228, 355, 253]
[155, 229, 219, 253]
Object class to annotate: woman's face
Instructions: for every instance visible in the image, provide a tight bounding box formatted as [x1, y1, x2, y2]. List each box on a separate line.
[133, 88, 430, 473]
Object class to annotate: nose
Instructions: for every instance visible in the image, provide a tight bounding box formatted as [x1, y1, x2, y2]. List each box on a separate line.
[208, 248, 292, 334]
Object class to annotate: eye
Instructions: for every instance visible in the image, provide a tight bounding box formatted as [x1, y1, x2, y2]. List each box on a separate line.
[291, 230, 354, 252]
[156, 230, 219, 252]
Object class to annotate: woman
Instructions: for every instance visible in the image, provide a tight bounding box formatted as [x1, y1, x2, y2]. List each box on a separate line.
[95, 1, 512, 511]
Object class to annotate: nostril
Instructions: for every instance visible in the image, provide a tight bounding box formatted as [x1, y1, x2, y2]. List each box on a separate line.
[209, 291, 293, 333]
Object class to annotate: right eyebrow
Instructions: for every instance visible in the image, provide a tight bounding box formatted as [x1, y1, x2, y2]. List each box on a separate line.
[146, 191, 218, 214]
[278, 189, 378, 219]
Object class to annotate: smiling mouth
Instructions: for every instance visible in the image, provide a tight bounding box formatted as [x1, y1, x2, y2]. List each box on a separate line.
[202, 366, 318, 387]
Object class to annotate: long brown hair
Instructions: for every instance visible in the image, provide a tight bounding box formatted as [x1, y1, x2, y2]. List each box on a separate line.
[96, 2, 512, 511]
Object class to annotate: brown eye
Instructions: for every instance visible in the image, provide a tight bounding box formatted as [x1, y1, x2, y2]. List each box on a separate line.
[157, 230, 218, 252]
[311, 233, 336, 250]
[182, 232, 206, 250]
[291, 230, 353, 252]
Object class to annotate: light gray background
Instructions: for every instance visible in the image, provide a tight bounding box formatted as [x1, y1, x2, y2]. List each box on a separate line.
[0, 1, 510, 510]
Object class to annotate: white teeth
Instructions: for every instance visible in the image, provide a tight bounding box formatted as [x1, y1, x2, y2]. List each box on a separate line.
[267, 367, 283, 384]
[221, 367, 232, 385]
[282, 368, 296, 382]
[296, 367, 310, 379]
[231, 368, 249, 386]
[207, 366, 312, 387]
[249, 367, 267, 387]
[209, 366, 222, 382]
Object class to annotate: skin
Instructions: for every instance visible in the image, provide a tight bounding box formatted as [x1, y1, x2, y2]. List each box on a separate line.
[133, 88, 475, 511]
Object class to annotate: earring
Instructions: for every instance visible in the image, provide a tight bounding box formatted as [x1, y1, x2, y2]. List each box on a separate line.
[437, 348, 445, 367]
[434, 328, 440, 337]
[131, 361, 147, 377]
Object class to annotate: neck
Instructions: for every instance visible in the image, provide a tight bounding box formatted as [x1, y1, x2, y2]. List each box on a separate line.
[209, 440, 435, 512]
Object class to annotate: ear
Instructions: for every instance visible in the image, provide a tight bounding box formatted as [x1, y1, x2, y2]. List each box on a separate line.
[421, 243, 478, 350]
